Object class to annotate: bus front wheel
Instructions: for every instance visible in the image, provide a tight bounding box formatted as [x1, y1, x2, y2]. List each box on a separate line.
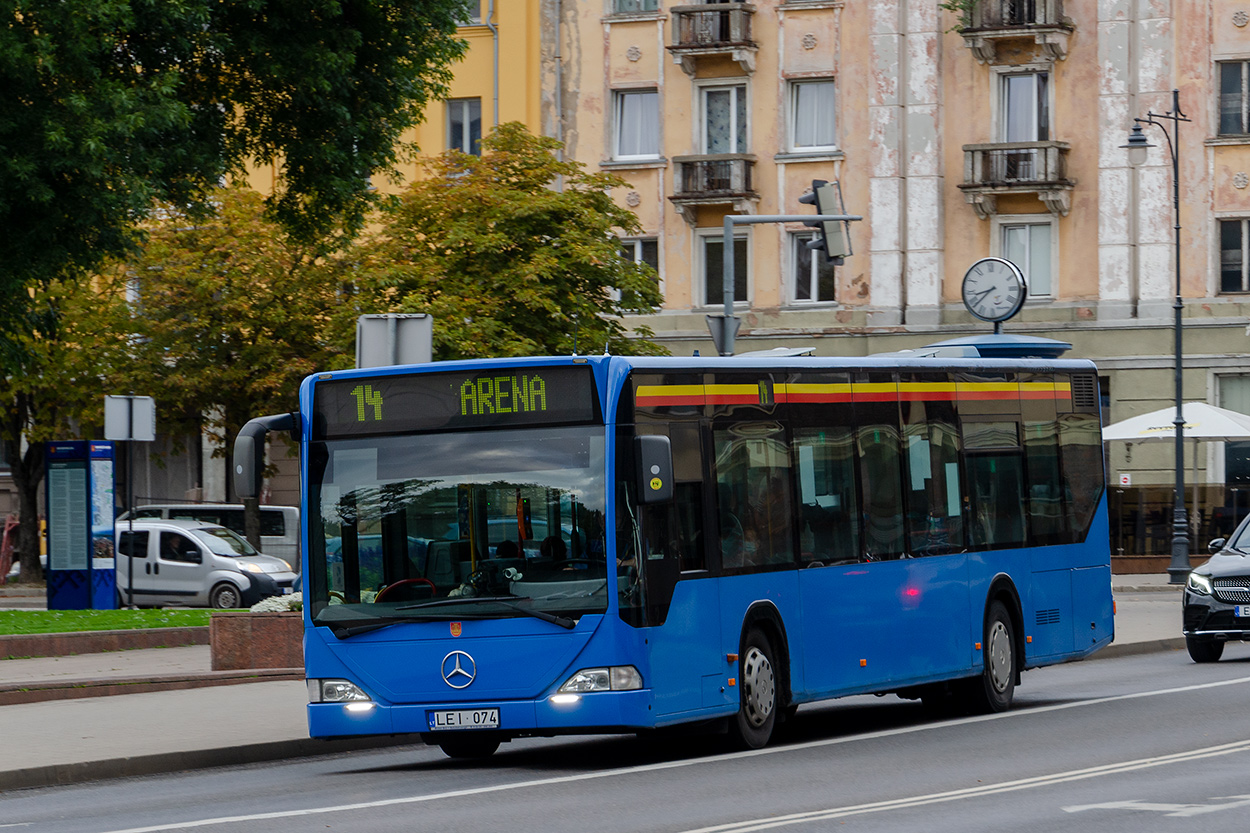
[437, 736, 501, 759]
[730, 629, 777, 749]
[966, 601, 1016, 714]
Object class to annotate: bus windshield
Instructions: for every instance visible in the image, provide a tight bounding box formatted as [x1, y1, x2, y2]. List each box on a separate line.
[308, 425, 608, 630]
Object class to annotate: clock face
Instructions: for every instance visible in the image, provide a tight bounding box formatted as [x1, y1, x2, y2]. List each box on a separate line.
[961, 258, 1027, 323]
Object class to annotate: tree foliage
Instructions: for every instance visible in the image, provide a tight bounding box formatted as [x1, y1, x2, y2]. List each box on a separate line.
[105, 185, 354, 457]
[0, 0, 469, 321]
[352, 122, 668, 359]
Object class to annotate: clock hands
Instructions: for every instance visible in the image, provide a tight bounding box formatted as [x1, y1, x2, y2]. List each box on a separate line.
[969, 286, 998, 303]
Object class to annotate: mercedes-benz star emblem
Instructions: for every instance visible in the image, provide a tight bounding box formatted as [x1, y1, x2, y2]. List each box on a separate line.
[441, 650, 477, 689]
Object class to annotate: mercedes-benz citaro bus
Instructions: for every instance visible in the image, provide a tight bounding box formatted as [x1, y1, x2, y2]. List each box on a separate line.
[233, 336, 1113, 759]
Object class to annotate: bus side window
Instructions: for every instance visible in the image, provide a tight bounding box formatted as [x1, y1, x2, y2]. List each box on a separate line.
[857, 423, 906, 560]
[714, 424, 794, 570]
[964, 421, 1027, 548]
[794, 427, 859, 566]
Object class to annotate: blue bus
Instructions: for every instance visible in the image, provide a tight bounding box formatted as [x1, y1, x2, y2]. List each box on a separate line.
[234, 343, 1112, 758]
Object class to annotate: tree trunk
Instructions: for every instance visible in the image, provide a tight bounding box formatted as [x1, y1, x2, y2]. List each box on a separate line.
[10, 439, 45, 584]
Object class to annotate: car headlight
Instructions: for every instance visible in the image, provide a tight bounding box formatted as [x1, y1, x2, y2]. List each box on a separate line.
[1187, 572, 1213, 595]
[308, 679, 372, 703]
[557, 666, 643, 693]
[237, 562, 263, 573]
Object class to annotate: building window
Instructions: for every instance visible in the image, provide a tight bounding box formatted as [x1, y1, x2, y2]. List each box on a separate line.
[614, 90, 660, 160]
[1000, 72, 1049, 142]
[999, 219, 1054, 297]
[1220, 62, 1250, 135]
[702, 233, 748, 307]
[457, 0, 482, 25]
[789, 80, 836, 151]
[1221, 376, 1250, 485]
[447, 98, 482, 155]
[790, 232, 836, 303]
[621, 238, 660, 273]
[703, 84, 748, 154]
[613, 0, 659, 12]
[1220, 219, 1250, 292]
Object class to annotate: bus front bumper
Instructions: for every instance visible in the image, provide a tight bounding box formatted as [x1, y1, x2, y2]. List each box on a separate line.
[308, 689, 655, 738]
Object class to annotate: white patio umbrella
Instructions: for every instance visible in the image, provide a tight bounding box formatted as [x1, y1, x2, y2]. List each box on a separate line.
[1103, 402, 1250, 543]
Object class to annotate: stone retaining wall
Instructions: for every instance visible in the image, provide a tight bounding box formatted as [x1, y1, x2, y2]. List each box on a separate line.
[0, 627, 209, 659]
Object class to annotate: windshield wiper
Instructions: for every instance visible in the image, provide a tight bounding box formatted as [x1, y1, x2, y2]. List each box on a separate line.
[328, 618, 420, 639]
[397, 595, 576, 629]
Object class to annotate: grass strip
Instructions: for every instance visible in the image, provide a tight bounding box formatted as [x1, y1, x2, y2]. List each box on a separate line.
[0, 609, 211, 635]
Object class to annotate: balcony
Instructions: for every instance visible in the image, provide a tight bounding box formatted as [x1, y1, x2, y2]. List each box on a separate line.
[667, 4, 757, 76]
[958, 141, 1074, 218]
[669, 154, 758, 223]
[960, 0, 1073, 63]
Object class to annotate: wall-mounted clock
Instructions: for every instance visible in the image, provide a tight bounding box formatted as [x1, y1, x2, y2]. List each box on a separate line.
[961, 257, 1027, 326]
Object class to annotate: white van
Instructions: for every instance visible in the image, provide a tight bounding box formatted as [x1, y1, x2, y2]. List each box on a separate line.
[115, 519, 297, 608]
[118, 504, 300, 566]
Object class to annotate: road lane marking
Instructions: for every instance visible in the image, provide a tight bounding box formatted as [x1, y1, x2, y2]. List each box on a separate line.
[678, 741, 1250, 832]
[1065, 795, 1250, 818]
[94, 674, 1250, 833]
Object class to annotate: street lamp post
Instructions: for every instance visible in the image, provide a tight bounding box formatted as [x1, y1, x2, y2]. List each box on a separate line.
[1121, 88, 1192, 584]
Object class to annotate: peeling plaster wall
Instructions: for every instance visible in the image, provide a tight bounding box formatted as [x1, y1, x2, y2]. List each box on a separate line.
[868, 0, 904, 325]
[903, 0, 943, 326]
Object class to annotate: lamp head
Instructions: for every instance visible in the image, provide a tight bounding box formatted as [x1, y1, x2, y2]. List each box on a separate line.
[1121, 123, 1153, 166]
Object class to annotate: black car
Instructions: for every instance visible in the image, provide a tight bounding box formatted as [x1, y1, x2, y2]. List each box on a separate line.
[1183, 519, 1250, 662]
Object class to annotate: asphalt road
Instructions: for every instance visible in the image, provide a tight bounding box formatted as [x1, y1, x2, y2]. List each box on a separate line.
[3, 643, 1249, 833]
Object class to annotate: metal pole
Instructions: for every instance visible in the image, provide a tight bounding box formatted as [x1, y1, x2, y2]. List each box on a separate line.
[1168, 87, 1190, 584]
[126, 399, 135, 608]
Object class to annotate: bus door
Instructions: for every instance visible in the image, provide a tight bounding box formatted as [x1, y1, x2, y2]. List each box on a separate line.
[620, 424, 728, 720]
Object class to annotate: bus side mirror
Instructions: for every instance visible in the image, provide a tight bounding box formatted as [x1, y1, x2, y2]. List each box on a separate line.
[233, 413, 298, 499]
[635, 435, 674, 504]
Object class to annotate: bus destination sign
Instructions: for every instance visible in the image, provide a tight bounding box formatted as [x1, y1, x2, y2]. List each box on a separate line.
[313, 366, 599, 438]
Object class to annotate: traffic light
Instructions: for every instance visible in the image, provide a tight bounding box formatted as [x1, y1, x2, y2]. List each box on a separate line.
[798, 179, 851, 265]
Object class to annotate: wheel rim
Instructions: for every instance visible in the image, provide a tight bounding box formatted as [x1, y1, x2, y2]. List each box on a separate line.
[987, 619, 1012, 693]
[216, 587, 239, 608]
[741, 646, 775, 727]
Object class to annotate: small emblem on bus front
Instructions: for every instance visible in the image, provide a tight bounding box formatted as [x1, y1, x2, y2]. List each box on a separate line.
[450, 622, 462, 637]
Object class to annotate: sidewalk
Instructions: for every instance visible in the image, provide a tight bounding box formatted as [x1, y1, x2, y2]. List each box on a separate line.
[0, 577, 1187, 792]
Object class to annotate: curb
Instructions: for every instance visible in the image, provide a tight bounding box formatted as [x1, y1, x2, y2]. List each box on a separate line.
[0, 668, 303, 706]
[0, 735, 427, 793]
[0, 627, 209, 659]
[1091, 637, 1187, 660]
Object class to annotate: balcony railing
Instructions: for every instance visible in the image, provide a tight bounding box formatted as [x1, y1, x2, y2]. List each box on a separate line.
[668, 4, 757, 75]
[959, 141, 1074, 217]
[961, 0, 1072, 62]
[669, 154, 758, 223]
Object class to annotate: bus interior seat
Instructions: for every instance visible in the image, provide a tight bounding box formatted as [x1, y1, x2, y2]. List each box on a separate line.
[426, 540, 468, 587]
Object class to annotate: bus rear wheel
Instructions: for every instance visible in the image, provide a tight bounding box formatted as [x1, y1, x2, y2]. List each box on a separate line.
[730, 629, 777, 749]
[965, 600, 1016, 714]
[437, 736, 501, 759]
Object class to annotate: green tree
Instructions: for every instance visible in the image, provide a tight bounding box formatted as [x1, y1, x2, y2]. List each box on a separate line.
[0, 0, 469, 321]
[110, 185, 355, 543]
[352, 122, 667, 359]
[0, 279, 132, 582]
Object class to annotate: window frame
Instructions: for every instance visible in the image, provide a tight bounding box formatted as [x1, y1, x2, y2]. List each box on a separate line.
[788, 230, 837, 305]
[788, 79, 838, 153]
[991, 213, 1057, 299]
[613, 89, 661, 161]
[611, 0, 660, 13]
[698, 227, 750, 308]
[446, 97, 483, 156]
[1218, 217, 1250, 294]
[1219, 60, 1250, 136]
[699, 82, 749, 155]
[993, 65, 1052, 143]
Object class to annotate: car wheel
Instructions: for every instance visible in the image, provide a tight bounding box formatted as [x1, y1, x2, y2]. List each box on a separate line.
[209, 582, 242, 609]
[729, 628, 777, 749]
[1186, 636, 1224, 663]
[437, 736, 501, 759]
[965, 600, 1016, 714]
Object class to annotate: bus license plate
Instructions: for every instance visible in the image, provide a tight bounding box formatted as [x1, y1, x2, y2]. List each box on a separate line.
[428, 709, 500, 731]
[1236, 605, 1250, 618]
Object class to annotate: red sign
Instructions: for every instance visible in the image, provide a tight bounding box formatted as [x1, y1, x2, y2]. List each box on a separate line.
[450, 622, 462, 638]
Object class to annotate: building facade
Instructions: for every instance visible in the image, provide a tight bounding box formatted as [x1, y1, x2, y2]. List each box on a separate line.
[540, 0, 1250, 556]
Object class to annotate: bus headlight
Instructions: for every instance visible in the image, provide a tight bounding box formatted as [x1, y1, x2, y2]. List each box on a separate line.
[1187, 572, 1213, 596]
[557, 666, 643, 693]
[309, 679, 372, 703]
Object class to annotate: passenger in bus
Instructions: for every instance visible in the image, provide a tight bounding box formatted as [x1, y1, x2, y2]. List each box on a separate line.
[540, 535, 567, 563]
[495, 540, 520, 560]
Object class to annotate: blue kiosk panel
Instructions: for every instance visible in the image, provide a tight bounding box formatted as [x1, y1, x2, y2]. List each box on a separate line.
[45, 441, 115, 610]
